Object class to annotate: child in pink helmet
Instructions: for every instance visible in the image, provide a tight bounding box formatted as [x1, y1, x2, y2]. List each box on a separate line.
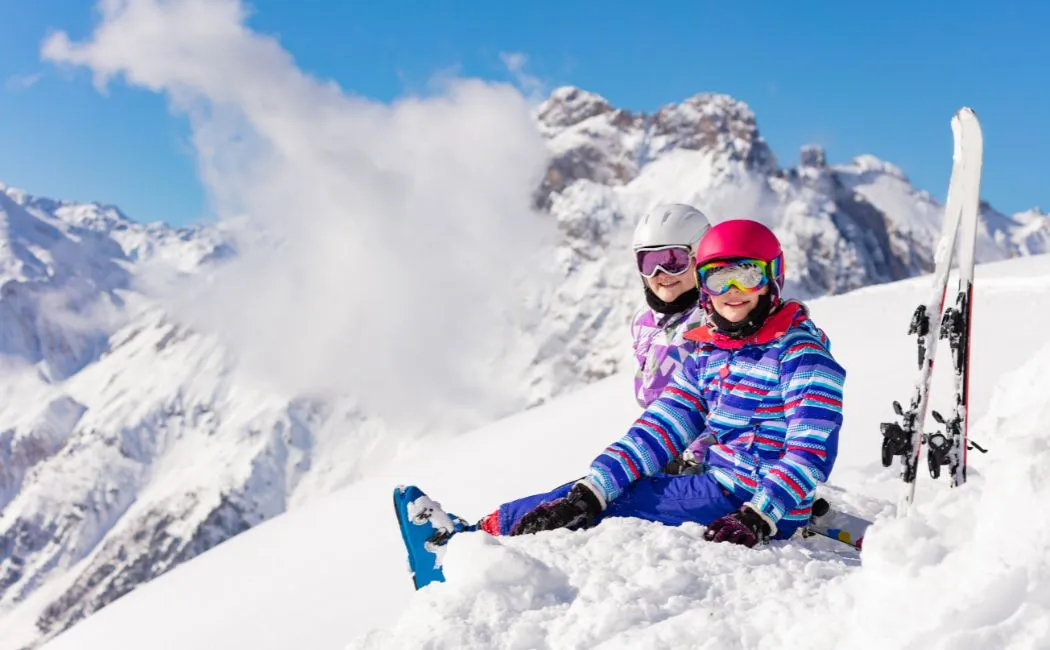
[400, 219, 846, 580]
[480, 218, 846, 548]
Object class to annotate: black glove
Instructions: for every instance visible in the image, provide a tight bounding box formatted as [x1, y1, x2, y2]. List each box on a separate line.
[661, 455, 702, 475]
[510, 483, 603, 536]
[703, 506, 772, 548]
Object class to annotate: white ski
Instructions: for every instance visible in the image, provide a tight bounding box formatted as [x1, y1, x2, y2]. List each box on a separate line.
[928, 108, 984, 489]
[880, 107, 984, 514]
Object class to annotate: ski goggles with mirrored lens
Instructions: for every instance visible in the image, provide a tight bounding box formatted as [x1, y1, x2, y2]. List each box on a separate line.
[697, 259, 770, 295]
[636, 246, 693, 278]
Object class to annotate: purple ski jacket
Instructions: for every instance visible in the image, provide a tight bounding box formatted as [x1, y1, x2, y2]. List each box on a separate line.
[631, 305, 713, 459]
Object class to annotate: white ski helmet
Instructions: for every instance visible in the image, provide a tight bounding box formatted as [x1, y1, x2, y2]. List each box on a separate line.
[632, 203, 712, 253]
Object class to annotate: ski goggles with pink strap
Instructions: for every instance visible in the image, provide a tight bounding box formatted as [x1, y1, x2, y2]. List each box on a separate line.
[697, 258, 770, 295]
[636, 246, 693, 278]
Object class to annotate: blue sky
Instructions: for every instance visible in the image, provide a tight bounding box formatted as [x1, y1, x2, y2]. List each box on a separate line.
[1, 0, 1047, 226]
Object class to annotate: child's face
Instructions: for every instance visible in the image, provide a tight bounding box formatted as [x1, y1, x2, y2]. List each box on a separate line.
[710, 285, 769, 322]
[644, 259, 697, 303]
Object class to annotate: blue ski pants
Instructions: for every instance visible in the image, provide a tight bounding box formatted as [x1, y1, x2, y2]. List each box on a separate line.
[492, 472, 757, 536]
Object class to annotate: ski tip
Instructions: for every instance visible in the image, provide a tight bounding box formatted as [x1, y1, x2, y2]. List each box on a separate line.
[394, 485, 427, 501]
[953, 107, 982, 129]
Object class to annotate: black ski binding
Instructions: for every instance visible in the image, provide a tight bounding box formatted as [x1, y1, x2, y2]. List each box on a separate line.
[880, 401, 913, 474]
[427, 529, 454, 546]
[940, 306, 963, 343]
[923, 431, 951, 479]
[908, 306, 930, 366]
[881, 422, 909, 467]
[939, 304, 968, 370]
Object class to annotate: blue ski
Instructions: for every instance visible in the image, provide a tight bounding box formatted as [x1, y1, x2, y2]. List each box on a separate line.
[392, 485, 472, 590]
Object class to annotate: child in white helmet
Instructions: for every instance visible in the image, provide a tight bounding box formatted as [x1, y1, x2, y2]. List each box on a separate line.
[630, 203, 713, 471]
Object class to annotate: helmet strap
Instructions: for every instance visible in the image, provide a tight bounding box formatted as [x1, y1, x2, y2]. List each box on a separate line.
[708, 292, 775, 339]
[643, 283, 700, 315]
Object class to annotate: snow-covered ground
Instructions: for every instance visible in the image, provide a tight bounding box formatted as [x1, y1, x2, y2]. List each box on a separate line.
[39, 253, 1050, 650]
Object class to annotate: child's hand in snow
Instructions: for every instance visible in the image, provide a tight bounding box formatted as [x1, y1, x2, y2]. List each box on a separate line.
[704, 506, 771, 548]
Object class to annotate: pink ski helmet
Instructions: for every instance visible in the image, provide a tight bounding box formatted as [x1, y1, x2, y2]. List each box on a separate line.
[695, 219, 786, 295]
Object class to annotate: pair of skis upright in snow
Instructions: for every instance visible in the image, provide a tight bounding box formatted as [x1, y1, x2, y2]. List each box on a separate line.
[880, 107, 988, 514]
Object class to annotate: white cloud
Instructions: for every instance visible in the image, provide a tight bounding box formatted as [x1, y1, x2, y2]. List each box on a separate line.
[5, 73, 42, 91]
[500, 52, 528, 74]
[43, 0, 557, 431]
[499, 51, 545, 99]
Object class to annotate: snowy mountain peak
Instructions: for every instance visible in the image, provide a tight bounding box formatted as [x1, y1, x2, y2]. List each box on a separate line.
[649, 92, 776, 172]
[3, 184, 131, 232]
[1014, 206, 1048, 224]
[0, 190, 132, 380]
[799, 144, 827, 168]
[534, 88, 777, 210]
[844, 153, 909, 181]
[1005, 206, 1050, 255]
[537, 85, 621, 130]
[0, 184, 232, 384]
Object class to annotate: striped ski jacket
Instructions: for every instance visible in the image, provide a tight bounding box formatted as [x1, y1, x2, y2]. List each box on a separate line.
[583, 300, 846, 535]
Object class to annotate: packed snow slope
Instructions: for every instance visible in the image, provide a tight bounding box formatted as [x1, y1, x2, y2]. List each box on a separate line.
[39, 253, 1050, 650]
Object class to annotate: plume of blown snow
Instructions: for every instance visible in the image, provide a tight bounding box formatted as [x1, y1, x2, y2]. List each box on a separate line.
[42, 0, 556, 430]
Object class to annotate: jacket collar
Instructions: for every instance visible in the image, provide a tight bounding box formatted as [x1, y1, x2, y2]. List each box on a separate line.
[684, 300, 807, 350]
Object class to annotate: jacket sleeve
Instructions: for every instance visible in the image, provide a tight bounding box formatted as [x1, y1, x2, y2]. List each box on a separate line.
[747, 333, 846, 534]
[630, 309, 650, 409]
[582, 354, 709, 506]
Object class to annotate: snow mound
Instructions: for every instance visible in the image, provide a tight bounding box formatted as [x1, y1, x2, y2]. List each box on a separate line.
[351, 534, 577, 650]
[842, 339, 1050, 650]
[349, 341, 1050, 650]
[351, 517, 860, 650]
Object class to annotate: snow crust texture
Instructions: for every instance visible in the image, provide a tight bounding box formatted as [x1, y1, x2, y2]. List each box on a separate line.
[352, 334, 1050, 650]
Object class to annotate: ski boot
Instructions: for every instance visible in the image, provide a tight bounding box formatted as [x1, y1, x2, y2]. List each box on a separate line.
[393, 485, 475, 590]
